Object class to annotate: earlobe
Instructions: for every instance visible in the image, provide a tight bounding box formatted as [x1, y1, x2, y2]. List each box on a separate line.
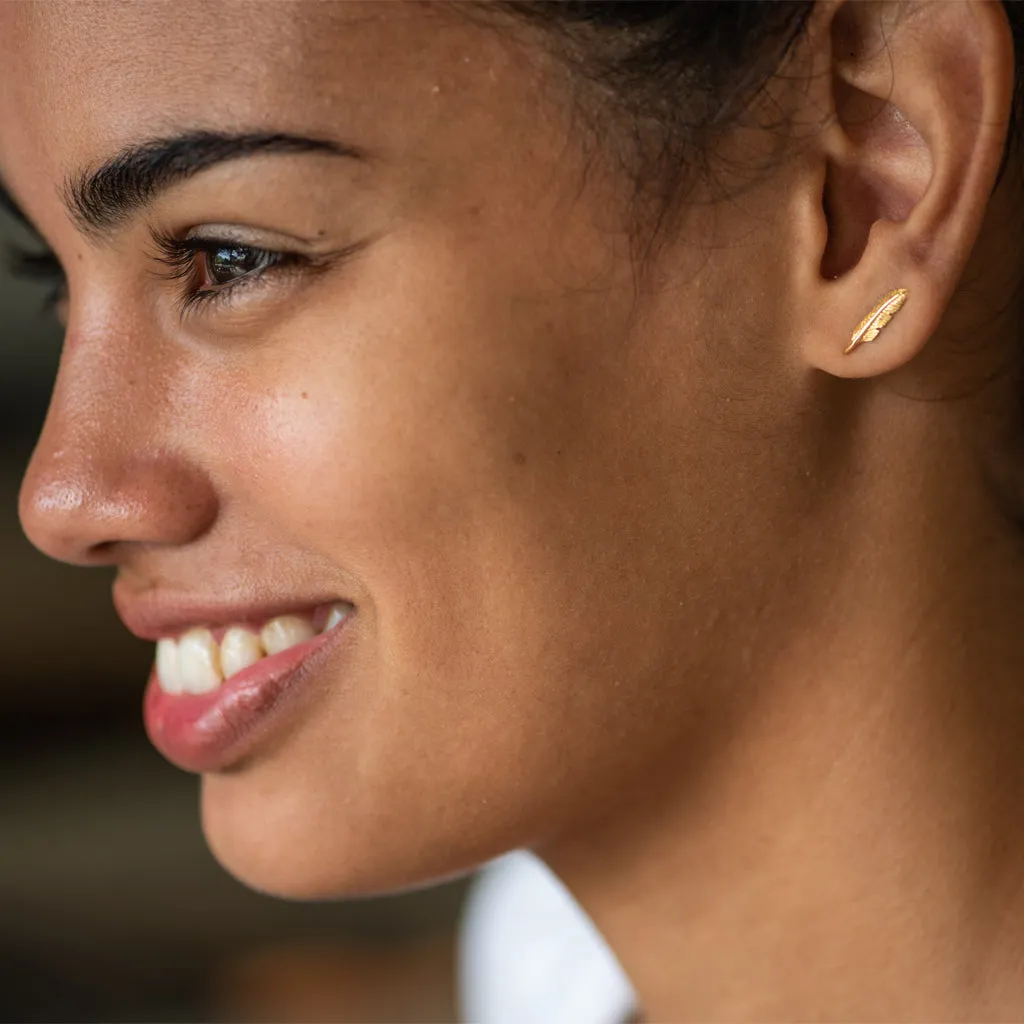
[792, 0, 1015, 381]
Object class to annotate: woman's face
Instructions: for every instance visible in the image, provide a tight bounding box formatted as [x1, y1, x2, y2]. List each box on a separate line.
[2, 1, 810, 896]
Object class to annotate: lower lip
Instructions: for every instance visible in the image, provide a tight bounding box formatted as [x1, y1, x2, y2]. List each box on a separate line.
[143, 617, 354, 774]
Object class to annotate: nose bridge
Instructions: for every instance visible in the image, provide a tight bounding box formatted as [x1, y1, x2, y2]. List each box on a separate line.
[19, 323, 217, 565]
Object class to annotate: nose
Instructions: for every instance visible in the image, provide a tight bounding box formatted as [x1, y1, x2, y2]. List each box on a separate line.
[19, 332, 217, 567]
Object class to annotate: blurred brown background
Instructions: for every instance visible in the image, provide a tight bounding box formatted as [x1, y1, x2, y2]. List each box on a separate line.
[0, 213, 466, 1022]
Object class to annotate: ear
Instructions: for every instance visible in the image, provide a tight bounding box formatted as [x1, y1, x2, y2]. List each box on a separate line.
[790, 0, 1016, 380]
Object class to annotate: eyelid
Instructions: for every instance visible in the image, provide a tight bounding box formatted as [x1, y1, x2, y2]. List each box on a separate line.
[4, 228, 372, 324]
[180, 221, 324, 250]
[145, 230, 303, 317]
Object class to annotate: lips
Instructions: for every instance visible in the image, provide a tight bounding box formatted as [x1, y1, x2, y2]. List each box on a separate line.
[153, 602, 351, 695]
[117, 590, 357, 774]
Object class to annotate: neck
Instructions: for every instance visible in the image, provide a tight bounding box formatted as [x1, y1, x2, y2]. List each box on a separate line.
[543, 397, 1024, 1021]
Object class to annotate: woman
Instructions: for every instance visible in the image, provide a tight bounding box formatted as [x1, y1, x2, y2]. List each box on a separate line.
[4, 0, 1024, 1018]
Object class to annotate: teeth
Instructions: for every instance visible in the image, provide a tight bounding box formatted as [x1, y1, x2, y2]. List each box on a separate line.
[220, 627, 265, 679]
[155, 604, 351, 696]
[156, 639, 183, 695]
[324, 603, 349, 631]
[260, 614, 317, 656]
[178, 628, 223, 695]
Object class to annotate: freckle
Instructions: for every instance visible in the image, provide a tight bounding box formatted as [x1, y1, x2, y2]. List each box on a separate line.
[513, 451, 526, 466]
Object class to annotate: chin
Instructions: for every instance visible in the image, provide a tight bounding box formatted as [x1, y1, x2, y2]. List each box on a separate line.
[198, 768, 492, 901]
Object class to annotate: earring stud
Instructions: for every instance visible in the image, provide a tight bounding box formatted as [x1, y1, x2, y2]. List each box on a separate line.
[844, 288, 908, 354]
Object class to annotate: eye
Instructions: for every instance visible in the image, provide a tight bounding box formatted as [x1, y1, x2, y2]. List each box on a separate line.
[3, 244, 67, 318]
[150, 231, 306, 314]
[200, 244, 277, 288]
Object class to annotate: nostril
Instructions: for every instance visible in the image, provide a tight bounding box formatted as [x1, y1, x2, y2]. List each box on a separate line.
[19, 473, 100, 565]
[19, 454, 219, 568]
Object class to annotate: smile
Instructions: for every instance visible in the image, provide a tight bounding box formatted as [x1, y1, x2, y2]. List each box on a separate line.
[154, 602, 352, 695]
[140, 599, 356, 773]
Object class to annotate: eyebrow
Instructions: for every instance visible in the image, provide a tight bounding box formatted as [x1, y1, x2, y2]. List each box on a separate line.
[58, 130, 363, 238]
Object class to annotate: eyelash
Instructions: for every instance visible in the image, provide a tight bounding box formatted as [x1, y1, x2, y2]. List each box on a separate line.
[150, 232, 306, 315]
[3, 247, 66, 313]
[3, 233, 308, 317]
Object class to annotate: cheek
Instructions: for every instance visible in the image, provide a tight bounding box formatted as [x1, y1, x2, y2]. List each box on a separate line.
[220, 246, 572, 598]
[192, 240, 682, 896]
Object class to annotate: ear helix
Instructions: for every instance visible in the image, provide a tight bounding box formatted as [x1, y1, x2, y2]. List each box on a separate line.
[844, 288, 909, 354]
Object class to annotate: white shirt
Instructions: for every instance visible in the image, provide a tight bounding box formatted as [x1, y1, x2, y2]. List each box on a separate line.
[458, 850, 638, 1024]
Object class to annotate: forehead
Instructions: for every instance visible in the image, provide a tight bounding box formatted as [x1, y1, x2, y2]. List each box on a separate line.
[0, 1, 524, 216]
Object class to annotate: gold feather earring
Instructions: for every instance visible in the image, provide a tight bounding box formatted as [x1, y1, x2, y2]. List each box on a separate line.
[844, 288, 908, 354]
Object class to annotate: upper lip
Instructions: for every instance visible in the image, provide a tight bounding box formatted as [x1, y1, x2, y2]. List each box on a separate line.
[113, 581, 351, 642]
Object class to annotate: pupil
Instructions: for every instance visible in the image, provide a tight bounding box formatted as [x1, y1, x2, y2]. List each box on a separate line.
[208, 246, 259, 285]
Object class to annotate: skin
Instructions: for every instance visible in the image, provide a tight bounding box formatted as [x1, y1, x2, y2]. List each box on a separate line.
[5, 0, 1024, 1018]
